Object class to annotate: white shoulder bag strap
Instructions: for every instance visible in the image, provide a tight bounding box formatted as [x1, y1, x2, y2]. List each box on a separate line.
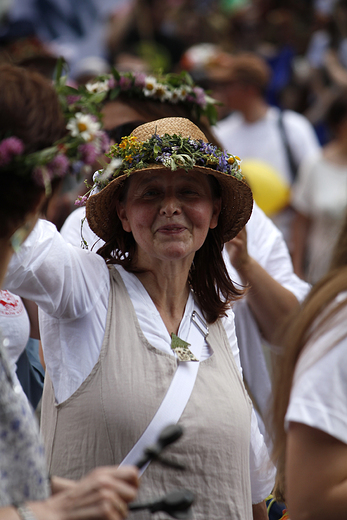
[120, 310, 208, 474]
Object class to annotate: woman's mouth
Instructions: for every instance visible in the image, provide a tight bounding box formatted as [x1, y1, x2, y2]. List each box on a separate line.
[157, 224, 186, 234]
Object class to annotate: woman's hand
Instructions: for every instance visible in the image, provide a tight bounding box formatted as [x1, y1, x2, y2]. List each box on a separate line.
[225, 227, 250, 279]
[28, 465, 139, 520]
[226, 226, 299, 343]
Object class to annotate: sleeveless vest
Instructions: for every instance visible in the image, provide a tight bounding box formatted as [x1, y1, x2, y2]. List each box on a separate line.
[41, 267, 252, 519]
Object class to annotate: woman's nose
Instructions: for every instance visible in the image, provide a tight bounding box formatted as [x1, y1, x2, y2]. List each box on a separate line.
[159, 195, 181, 216]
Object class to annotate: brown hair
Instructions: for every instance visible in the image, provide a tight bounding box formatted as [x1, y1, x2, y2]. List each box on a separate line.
[105, 93, 221, 146]
[270, 211, 347, 502]
[97, 173, 244, 324]
[226, 53, 271, 94]
[0, 63, 66, 238]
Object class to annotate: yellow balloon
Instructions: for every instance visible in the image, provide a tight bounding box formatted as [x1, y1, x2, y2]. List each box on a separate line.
[241, 159, 291, 216]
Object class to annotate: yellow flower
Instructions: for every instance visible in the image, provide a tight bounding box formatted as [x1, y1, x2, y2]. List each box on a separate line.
[228, 155, 241, 165]
[125, 155, 133, 163]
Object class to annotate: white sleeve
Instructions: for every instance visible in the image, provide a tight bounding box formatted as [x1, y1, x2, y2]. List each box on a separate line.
[291, 154, 319, 216]
[60, 206, 103, 251]
[283, 110, 321, 169]
[3, 218, 109, 319]
[246, 203, 311, 302]
[222, 312, 276, 503]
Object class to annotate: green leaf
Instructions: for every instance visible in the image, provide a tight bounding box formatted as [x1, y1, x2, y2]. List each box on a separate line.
[111, 67, 120, 80]
[110, 86, 121, 100]
[170, 333, 191, 351]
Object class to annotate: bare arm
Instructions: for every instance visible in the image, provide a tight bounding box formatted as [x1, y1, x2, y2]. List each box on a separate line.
[324, 49, 347, 89]
[286, 422, 347, 520]
[0, 466, 139, 520]
[291, 211, 311, 280]
[252, 500, 269, 520]
[226, 228, 299, 343]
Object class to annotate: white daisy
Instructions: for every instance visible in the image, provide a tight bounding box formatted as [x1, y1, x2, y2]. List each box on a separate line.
[86, 80, 109, 94]
[143, 76, 158, 97]
[66, 113, 101, 141]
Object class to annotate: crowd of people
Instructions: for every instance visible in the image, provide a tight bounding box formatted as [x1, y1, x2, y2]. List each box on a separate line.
[1, 1, 347, 519]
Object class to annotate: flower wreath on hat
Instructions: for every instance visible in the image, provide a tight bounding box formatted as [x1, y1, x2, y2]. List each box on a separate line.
[0, 58, 110, 194]
[84, 117, 253, 246]
[85, 69, 221, 126]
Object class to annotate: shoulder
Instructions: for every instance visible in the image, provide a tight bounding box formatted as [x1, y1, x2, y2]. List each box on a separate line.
[286, 294, 347, 442]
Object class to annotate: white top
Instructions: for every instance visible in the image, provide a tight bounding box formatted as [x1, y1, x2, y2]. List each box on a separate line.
[214, 106, 321, 244]
[0, 290, 30, 373]
[223, 203, 310, 423]
[61, 203, 310, 433]
[4, 218, 275, 503]
[285, 293, 347, 445]
[292, 151, 347, 283]
[214, 106, 320, 187]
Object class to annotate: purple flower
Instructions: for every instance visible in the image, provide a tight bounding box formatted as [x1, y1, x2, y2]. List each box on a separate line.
[32, 166, 51, 187]
[133, 73, 146, 89]
[67, 95, 82, 105]
[192, 86, 207, 108]
[218, 153, 228, 172]
[78, 143, 98, 165]
[119, 76, 132, 91]
[48, 154, 70, 177]
[98, 131, 111, 153]
[75, 195, 88, 206]
[0, 137, 24, 166]
[108, 77, 116, 89]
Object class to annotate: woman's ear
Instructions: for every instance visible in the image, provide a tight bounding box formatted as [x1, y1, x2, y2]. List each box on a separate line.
[209, 197, 222, 230]
[116, 200, 132, 232]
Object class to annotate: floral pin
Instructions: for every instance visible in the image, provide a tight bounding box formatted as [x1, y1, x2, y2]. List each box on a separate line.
[170, 333, 199, 362]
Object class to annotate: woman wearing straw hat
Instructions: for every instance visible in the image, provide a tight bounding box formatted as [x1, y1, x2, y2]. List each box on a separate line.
[5, 116, 275, 519]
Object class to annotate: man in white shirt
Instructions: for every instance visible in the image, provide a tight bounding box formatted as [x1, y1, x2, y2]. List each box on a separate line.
[213, 51, 321, 248]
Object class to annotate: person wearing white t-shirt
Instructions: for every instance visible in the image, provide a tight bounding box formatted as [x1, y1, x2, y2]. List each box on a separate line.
[271, 212, 347, 520]
[291, 90, 347, 284]
[213, 52, 321, 248]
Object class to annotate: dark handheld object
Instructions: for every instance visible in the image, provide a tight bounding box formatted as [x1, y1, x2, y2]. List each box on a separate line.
[129, 488, 195, 519]
[135, 424, 185, 470]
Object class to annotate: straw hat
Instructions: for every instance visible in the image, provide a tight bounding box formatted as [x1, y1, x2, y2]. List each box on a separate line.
[86, 117, 253, 243]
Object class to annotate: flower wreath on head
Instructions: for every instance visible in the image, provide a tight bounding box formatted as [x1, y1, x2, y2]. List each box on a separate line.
[76, 131, 243, 208]
[0, 58, 110, 194]
[85, 69, 221, 126]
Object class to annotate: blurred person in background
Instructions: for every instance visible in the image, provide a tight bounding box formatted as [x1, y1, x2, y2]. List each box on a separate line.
[212, 51, 321, 250]
[291, 90, 347, 284]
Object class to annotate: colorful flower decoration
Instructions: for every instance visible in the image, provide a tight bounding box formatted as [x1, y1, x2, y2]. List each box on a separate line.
[85, 69, 221, 126]
[77, 131, 243, 205]
[0, 58, 110, 194]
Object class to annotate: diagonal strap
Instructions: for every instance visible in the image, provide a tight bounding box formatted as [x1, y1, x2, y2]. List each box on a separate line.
[120, 311, 208, 474]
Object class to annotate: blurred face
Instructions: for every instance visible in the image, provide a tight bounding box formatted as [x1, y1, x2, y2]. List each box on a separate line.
[117, 169, 221, 267]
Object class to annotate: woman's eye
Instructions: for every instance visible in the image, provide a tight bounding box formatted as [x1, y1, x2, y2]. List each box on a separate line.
[143, 189, 160, 197]
[182, 189, 198, 196]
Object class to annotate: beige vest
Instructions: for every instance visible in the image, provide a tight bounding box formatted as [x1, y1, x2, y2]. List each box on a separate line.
[41, 267, 252, 519]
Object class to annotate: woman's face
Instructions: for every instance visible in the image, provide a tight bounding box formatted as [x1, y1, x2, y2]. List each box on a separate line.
[117, 169, 221, 267]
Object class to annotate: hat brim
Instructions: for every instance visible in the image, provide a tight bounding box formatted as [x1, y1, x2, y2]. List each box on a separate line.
[86, 164, 253, 243]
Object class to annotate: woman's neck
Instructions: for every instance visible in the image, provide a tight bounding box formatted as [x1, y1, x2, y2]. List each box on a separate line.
[134, 260, 192, 336]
